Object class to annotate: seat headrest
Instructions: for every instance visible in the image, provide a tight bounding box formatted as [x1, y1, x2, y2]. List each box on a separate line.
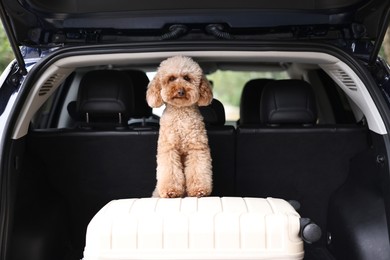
[239, 79, 273, 125]
[126, 70, 152, 118]
[68, 70, 133, 126]
[199, 99, 226, 126]
[260, 80, 317, 126]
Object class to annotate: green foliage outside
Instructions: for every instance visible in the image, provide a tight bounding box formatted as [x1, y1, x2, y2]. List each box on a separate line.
[0, 23, 14, 73]
[379, 46, 387, 61]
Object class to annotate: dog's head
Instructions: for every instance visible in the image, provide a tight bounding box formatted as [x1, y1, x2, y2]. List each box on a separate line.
[146, 56, 213, 108]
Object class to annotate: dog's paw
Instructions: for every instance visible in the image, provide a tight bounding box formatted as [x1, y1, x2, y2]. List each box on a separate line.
[187, 189, 211, 198]
[160, 188, 184, 198]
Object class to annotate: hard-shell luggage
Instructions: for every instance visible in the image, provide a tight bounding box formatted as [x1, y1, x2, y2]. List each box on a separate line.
[83, 197, 307, 260]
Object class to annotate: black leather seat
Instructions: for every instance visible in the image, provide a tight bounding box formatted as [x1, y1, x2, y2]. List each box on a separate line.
[239, 78, 273, 125]
[126, 70, 151, 118]
[67, 70, 133, 129]
[200, 98, 236, 196]
[31, 70, 159, 256]
[199, 98, 226, 126]
[236, 79, 368, 242]
[260, 79, 317, 126]
[126, 70, 159, 128]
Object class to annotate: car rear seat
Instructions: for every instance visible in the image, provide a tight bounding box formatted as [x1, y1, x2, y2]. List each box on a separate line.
[239, 78, 273, 126]
[28, 70, 159, 257]
[236, 79, 369, 243]
[125, 70, 159, 128]
[66, 70, 133, 129]
[28, 70, 238, 257]
[200, 99, 235, 196]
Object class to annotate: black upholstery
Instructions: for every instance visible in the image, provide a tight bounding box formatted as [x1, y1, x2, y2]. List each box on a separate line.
[236, 79, 369, 245]
[126, 70, 152, 118]
[33, 70, 160, 257]
[328, 148, 390, 260]
[68, 70, 133, 128]
[199, 98, 226, 126]
[239, 78, 273, 125]
[28, 95, 235, 256]
[260, 79, 317, 126]
[27, 130, 158, 258]
[200, 98, 235, 196]
[236, 127, 368, 243]
[20, 68, 375, 259]
[126, 70, 160, 128]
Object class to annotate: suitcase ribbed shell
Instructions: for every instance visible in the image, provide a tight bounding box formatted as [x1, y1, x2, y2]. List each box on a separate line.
[83, 197, 304, 260]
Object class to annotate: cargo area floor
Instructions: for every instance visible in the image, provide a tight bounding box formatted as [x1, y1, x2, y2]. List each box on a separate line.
[304, 247, 335, 260]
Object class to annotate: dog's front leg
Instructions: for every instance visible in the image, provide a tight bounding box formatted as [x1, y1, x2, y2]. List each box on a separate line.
[155, 149, 186, 198]
[184, 149, 213, 197]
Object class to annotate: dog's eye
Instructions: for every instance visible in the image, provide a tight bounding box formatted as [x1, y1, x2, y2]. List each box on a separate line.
[168, 76, 176, 82]
[183, 75, 191, 82]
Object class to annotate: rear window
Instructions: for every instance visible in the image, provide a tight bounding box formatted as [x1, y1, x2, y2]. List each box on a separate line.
[150, 70, 290, 123]
[208, 70, 289, 123]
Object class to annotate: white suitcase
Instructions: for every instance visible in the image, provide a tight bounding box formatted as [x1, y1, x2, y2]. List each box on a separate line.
[83, 197, 304, 260]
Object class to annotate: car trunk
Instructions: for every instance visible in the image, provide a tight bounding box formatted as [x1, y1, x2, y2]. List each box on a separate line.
[1, 0, 390, 260]
[4, 48, 389, 260]
[9, 106, 385, 260]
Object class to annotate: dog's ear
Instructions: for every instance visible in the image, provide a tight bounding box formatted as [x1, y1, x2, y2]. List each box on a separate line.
[146, 74, 164, 108]
[197, 76, 213, 106]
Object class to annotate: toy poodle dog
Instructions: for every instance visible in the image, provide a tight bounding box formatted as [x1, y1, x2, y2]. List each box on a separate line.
[146, 56, 213, 198]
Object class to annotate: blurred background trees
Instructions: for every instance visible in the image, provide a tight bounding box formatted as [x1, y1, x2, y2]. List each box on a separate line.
[0, 22, 13, 72]
[383, 27, 390, 64]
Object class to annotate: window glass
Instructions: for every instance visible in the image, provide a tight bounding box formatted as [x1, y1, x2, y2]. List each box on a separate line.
[207, 70, 289, 122]
[148, 70, 289, 122]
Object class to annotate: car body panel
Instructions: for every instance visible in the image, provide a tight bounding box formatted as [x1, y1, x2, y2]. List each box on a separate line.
[0, 0, 389, 62]
[1, 1, 390, 260]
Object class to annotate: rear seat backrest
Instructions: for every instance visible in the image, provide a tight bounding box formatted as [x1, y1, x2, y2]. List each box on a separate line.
[260, 79, 317, 126]
[199, 98, 226, 126]
[200, 98, 235, 196]
[126, 70, 152, 118]
[29, 70, 159, 256]
[236, 79, 369, 243]
[126, 70, 159, 128]
[67, 70, 133, 129]
[239, 78, 273, 125]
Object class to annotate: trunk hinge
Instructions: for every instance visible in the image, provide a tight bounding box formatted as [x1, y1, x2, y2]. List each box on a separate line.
[0, 2, 27, 76]
[0, 63, 23, 116]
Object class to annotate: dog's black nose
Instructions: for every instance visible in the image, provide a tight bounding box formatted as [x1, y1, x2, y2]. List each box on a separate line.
[178, 89, 185, 97]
